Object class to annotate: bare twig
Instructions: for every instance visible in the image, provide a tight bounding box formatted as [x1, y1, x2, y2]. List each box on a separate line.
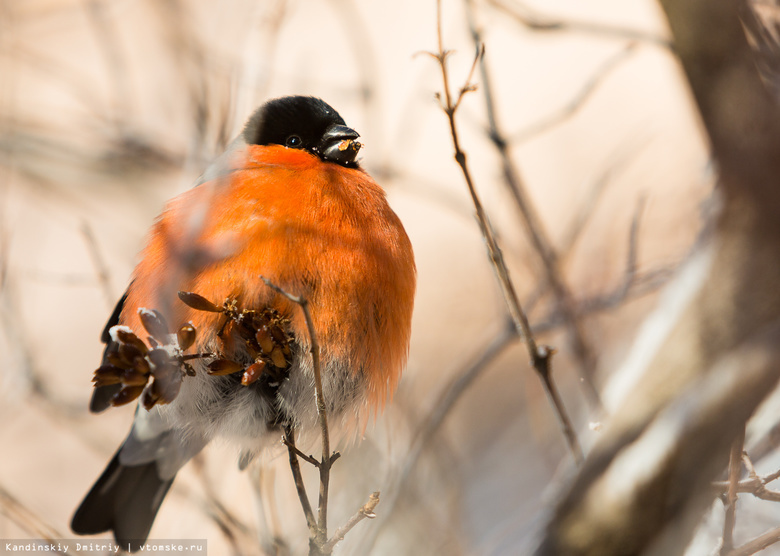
[321, 492, 380, 553]
[725, 525, 780, 556]
[486, 0, 671, 47]
[260, 277, 333, 542]
[431, 0, 584, 464]
[261, 276, 355, 554]
[80, 220, 114, 309]
[712, 453, 780, 504]
[282, 434, 322, 468]
[325, 0, 380, 144]
[401, 319, 517, 484]
[355, 323, 517, 554]
[284, 425, 317, 533]
[84, 0, 130, 130]
[511, 43, 640, 144]
[464, 0, 601, 411]
[533, 266, 674, 334]
[250, 465, 292, 556]
[559, 139, 651, 258]
[721, 428, 745, 554]
[0, 485, 77, 555]
[189, 454, 255, 554]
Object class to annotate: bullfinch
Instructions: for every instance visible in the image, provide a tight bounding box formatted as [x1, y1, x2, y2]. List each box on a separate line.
[71, 96, 416, 551]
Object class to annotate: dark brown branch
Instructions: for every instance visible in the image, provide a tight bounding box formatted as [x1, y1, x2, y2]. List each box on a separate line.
[464, 0, 602, 412]
[84, 0, 131, 131]
[433, 0, 584, 464]
[511, 43, 640, 144]
[714, 453, 780, 504]
[282, 434, 322, 468]
[261, 276, 345, 554]
[355, 320, 518, 554]
[0, 484, 76, 555]
[537, 319, 780, 555]
[721, 428, 745, 554]
[725, 525, 780, 556]
[322, 492, 380, 553]
[80, 220, 115, 309]
[284, 425, 317, 533]
[189, 455, 255, 555]
[559, 139, 651, 258]
[486, 0, 671, 47]
[403, 319, 518, 478]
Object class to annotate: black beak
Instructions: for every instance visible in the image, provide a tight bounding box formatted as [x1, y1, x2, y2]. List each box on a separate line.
[319, 124, 361, 166]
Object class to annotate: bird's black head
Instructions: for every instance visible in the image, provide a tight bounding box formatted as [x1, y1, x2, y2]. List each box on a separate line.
[243, 96, 361, 168]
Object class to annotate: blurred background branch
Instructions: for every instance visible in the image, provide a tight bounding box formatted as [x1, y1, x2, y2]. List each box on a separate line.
[0, 0, 749, 554]
[538, 0, 780, 554]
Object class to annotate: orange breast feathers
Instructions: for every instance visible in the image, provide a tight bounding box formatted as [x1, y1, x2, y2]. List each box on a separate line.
[120, 144, 416, 410]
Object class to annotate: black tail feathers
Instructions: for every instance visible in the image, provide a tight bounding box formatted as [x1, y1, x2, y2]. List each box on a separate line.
[71, 450, 174, 552]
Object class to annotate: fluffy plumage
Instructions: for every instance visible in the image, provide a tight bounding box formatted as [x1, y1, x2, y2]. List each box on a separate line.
[72, 96, 416, 551]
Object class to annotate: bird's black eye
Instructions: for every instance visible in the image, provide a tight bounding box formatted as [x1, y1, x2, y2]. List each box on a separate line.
[286, 135, 302, 148]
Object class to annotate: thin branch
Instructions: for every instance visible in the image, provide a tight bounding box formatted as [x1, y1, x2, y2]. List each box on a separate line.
[464, 0, 602, 411]
[404, 318, 517, 477]
[321, 492, 380, 553]
[189, 454, 255, 544]
[760, 468, 780, 485]
[325, 0, 379, 144]
[725, 525, 780, 556]
[721, 428, 745, 554]
[559, 139, 650, 258]
[80, 220, 115, 309]
[433, 0, 584, 464]
[533, 194, 684, 338]
[282, 435, 322, 468]
[84, 0, 131, 131]
[261, 276, 342, 553]
[511, 43, 640, 144]
[625, 196, 646, 282]
[355, 322, 518, 554]
[0, 485, 77, 555]
[533, 266, 674, 334]
[283, 425, 317, 533]
[486, 0, 671, 48]
[250, 465, 292, 556]
[713, 452, 780, 504]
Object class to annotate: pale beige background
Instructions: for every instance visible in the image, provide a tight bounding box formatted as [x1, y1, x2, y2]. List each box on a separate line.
[0, 1, 712, 554]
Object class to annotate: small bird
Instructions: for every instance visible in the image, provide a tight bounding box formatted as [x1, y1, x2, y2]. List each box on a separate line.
[71, 96, 416, 550]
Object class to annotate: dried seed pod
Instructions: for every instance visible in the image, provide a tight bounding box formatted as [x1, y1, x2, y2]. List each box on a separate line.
[178, 291, 222, 312]
[150, 364, 182, 404]
[138, 308, 170, 344]
[217, 318, 235, 340]
[106, 349, 129, 370]
[236, 323, 257, 343]
[241, 361, 266, 386]
[244, 339, 260, 358]
[207, 359, 244, 376]
[177, 323, 197, 351]
[141, 382, 160, 410]
[255, 326, 274, 353]
[270, 347, 287, 369]
[118, 342, 144, 366]
[122, 368, 149, 387]
[133, 355, 151, 375]
[111, 385, 145, 407]
[147, 348, 171, 369]
[113, 328, 148, 354]
[268, 325, 287, 345]
[92, 365, 124, 386]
